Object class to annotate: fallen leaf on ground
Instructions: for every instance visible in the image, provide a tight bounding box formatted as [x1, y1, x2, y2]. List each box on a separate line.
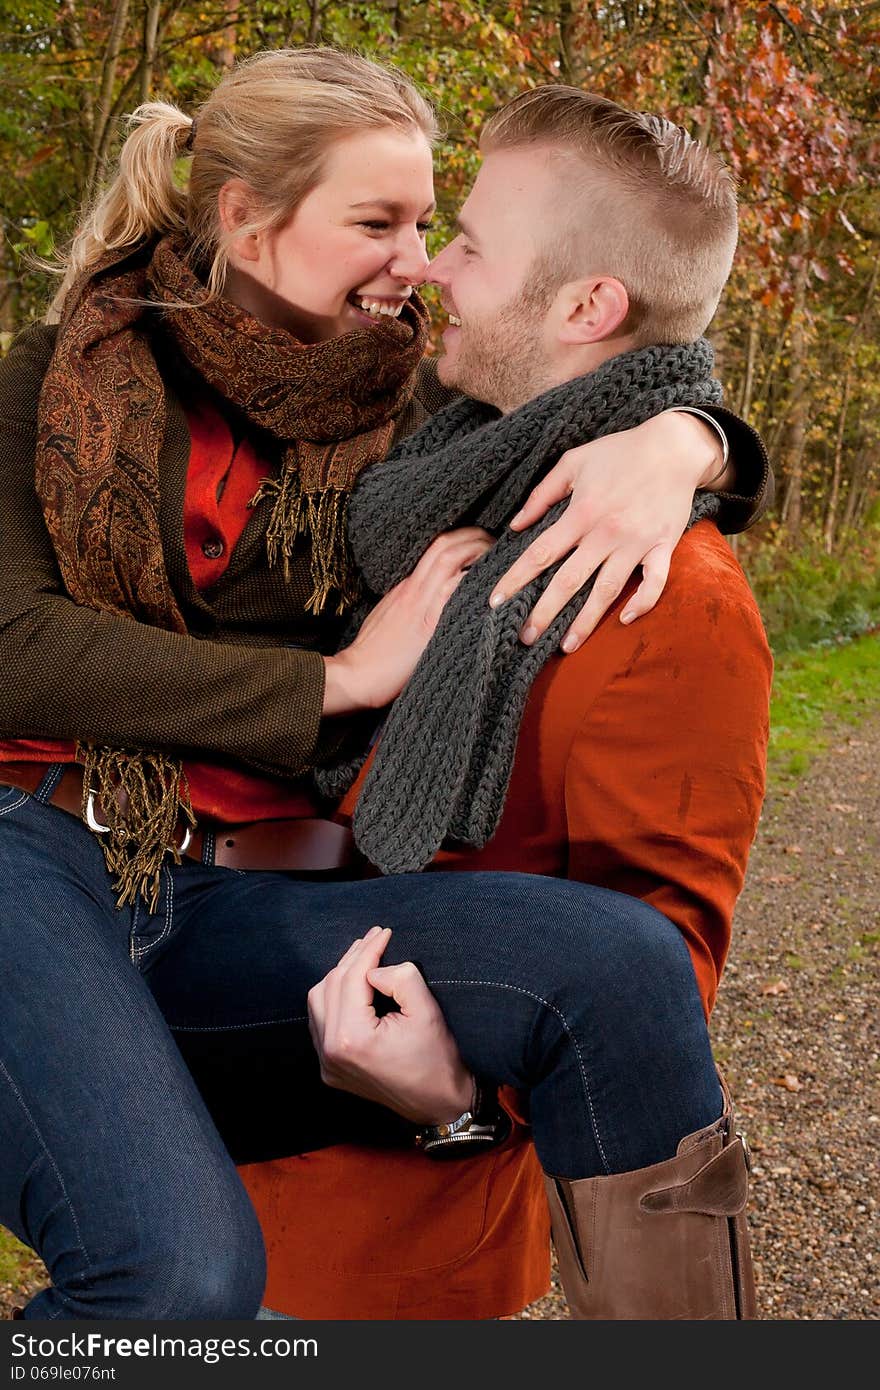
[772, 1073, 803, 1092]
[784, 844, 803, 854]
[761, 979, 789, 996]
[830, 803, 856, 813]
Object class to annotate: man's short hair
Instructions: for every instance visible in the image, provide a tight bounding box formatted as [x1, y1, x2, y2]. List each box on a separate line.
[481, 87, 738, 346]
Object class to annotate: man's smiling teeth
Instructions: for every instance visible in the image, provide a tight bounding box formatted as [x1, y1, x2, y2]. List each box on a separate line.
[353, 295, 406, 318]
[447, 313, 462, 327]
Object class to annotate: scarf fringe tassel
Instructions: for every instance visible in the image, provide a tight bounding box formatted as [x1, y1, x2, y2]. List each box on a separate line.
[251, 474, 361, 616]
[76, 743, 196, 912]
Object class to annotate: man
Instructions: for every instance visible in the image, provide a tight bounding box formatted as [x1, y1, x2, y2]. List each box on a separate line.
[234, 87, 772, 1321]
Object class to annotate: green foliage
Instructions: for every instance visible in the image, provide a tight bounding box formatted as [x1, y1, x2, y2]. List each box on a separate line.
[0, 1226, 35, 1284]
[741, 524, 880, 654]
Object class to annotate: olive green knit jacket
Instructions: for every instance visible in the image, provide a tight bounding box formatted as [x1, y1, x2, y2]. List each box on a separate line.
[0, 322, 773, 782]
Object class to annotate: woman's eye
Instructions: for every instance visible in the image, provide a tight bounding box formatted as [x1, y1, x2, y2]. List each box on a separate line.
[417, 222, 433, 236]
[461, 243, 476, 258]
[360, 221, 391, 231]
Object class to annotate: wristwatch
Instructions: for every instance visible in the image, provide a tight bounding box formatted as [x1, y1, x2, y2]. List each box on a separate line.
[414, 1077, 512, 1160]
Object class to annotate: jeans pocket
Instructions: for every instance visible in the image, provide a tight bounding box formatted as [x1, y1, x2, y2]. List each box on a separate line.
[0, 783, 30, 815]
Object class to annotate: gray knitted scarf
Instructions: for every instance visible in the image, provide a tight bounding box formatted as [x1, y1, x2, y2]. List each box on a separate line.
[316, 339, 722, 874]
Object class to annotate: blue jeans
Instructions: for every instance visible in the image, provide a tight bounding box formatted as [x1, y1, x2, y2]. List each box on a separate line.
[0, 774, 721, 1319]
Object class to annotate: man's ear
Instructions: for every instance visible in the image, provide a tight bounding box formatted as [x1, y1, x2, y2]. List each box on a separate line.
[217, 179, 262, 265]
[557, 275, 630, 344]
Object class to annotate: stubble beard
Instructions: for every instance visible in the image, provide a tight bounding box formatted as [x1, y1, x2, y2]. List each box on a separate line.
[438, 285, 557, 413]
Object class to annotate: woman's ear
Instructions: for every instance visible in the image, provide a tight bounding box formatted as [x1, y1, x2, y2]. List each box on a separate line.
[217, 179, 261, 265]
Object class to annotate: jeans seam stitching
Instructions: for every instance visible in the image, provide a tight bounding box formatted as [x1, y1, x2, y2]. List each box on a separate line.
[0, 1058, 90, 1268]
[0, 793, 29, 817]
[171, 1016, 309, 1031]
[133, 865, 174, 964]
[428, 976, 611, 1174]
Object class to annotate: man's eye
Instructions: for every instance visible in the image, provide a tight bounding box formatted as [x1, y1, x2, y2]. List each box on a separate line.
[360, 221, 391, 231]
[417, 222, 433, 235]
[461, 243, 477, 257]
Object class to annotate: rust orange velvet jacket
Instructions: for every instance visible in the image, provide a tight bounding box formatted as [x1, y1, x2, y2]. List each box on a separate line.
[237, 520, 772, 1319]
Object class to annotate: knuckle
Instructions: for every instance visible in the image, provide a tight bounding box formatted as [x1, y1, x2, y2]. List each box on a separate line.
[592, 575, 622, 599]
[322, 1035, 353, 1066]
[529, 542, 555, 569]
[558, 567, 588, 596]
[599, 514, 624, 540]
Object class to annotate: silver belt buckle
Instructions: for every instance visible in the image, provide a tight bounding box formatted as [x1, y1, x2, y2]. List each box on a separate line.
[86, 788, 191, 854]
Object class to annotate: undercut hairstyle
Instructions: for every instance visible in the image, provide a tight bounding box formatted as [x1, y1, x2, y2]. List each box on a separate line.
[481, 86, 738, 346]
[48, 46, 438, 318]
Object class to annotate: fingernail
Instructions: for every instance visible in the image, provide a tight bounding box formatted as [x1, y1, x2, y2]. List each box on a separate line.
[561, 633, 580, 653]
[489, 591, 506, 609]
[620, 610, 635, 625]
[520, 624, 537, 645]
[366, 925, 382, 938]
[508, 511, 523, 528]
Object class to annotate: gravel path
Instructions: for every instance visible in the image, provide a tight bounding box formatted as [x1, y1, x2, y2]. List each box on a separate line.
[4, 706, 878, 1320]
[516, 705, 880, 1320]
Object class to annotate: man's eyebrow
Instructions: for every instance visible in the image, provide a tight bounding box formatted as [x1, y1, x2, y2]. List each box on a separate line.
[348, 198, 436, 216]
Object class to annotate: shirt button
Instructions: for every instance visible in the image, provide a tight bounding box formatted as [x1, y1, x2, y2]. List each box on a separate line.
[202, 537, 224, 559]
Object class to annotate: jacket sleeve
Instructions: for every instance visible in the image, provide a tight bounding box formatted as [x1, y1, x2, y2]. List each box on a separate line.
[0, 324, 329, 779]
[563, 532, 773, 1015]
[700, 405, 775, 534]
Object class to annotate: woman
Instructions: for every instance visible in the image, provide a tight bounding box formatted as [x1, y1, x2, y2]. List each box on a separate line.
[0, 48, 766, 1320]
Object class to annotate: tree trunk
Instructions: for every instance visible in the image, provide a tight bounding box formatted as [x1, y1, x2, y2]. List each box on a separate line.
[308, 0, 323, 44]
[140, 0, 162, 101]
[839, 410, 871, 533]
[737, 305, 760, 419]
[823, 367, 851, 553]
[215, 0, 239, 70]
[0, 226, 21, 339]
[780, 233, 809, 538]
[85, 0, 133, 201]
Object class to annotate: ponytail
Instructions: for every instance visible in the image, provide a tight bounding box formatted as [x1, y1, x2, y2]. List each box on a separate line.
[48, 103, 193, 320]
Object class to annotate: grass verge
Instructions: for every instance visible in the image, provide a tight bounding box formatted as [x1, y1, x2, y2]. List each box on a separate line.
[769, 630, 880, 782]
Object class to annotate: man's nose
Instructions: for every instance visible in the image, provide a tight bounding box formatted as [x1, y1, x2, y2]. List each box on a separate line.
[426, 242, 450, 286]
[389, 226, 431, 285]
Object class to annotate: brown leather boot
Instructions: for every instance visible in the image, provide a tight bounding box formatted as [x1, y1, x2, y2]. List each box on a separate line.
[544, 1073, 757, 1319]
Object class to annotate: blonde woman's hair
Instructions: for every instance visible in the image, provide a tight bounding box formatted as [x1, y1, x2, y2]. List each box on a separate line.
[480, 86, 738, 346]
[48, 47, 438, 320]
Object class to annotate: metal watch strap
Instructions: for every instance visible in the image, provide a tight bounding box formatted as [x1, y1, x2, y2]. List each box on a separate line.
[414, 1079, 512, 1159]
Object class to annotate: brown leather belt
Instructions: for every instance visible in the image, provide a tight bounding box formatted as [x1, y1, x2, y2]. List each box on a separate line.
[0, 761, 361, 874]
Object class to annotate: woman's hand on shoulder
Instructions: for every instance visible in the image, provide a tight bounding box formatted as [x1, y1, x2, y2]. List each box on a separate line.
[488, 410, 726, 653]
[323, 527, 494, 715]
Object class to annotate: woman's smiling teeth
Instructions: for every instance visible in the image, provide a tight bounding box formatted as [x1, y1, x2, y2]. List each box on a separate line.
[447, 313, 462, 326]
[349, 293, 408, 318]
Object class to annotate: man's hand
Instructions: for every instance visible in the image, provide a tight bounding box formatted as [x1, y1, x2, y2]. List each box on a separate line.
[307, 926, 474, 1124]
[323, 528, 494, 715]
[488, 410, 727, 653]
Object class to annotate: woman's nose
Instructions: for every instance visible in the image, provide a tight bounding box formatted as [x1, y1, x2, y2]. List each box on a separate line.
[390, 227, 431, 285]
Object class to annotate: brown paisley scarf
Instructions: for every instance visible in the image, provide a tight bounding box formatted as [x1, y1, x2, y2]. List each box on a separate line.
[35, 235, 429, 909]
